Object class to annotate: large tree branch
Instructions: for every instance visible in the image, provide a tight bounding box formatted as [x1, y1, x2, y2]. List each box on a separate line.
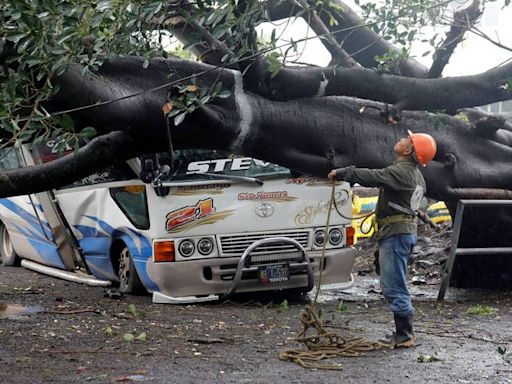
[428, 0, 482, 78]
[4, 56, 512, 204]
[0, 132, 165, 198]
[266, 0, 429, 77]
[168, 14, 235, 67]
[47, 58, 242, 148]
[245, 60, 512, 111]
[305, 8, 359, 67]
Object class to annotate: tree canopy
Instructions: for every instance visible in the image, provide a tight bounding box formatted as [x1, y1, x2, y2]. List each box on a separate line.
[1, 0, 512, 202]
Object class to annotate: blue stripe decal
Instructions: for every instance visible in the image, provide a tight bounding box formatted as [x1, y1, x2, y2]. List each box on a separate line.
[79, 237, 117, 281]
[0, 199, 52, 239]
[78, 216, 157, 291]
[0, 199, 63, 269]
[11, 222, 64, 269]
[74, 224, 108, 238]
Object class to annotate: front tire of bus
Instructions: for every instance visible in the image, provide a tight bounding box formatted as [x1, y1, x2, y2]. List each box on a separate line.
[118, 246, 145, 294]
[0, 223, 20, 266]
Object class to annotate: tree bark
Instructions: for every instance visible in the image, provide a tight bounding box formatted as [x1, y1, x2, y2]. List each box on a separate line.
[428, 0, 482, 78]
[266, 0, 429, 77]
[39, 57, 512, 203]
[0, 132, 165, 198]
[244, 60, 512, 112]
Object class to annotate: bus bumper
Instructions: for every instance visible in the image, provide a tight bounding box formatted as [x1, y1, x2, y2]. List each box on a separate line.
[147, 247, 356, 303]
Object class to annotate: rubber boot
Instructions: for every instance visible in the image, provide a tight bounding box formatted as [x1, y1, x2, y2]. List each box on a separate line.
[390, 314, 415, 349]
[379, 315, 415, 349]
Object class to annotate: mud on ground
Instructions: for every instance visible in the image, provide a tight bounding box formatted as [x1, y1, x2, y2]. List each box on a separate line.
[1, 227, 512, 384]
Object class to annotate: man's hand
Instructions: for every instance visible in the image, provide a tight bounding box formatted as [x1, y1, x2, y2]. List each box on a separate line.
[328, 166, 354, 181]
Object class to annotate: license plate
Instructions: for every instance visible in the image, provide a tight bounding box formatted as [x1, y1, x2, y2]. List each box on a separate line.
[258, 263, 290, 284]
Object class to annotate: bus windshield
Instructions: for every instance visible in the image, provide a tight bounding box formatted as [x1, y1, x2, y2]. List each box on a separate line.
[168, 150, 291, 181]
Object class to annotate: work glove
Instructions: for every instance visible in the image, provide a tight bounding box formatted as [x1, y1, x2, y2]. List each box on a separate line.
[328, 166, 355, 181]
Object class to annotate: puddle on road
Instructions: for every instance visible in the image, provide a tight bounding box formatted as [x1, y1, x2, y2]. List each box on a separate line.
[0, 303, 40, 320]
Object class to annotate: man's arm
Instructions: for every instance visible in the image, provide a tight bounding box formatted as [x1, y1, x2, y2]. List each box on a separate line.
[330, 165, 399, 188]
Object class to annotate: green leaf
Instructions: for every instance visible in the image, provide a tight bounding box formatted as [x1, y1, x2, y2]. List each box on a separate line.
[80, 126, 97, 138]
[417, 354, 442, 363]
[136, 332, 147, 341]
[174, 112, 186, 126]
[62, 114, 74, 131]
[216, 90, 231, 99]
[6, 33, 27, 44]
[127, 304, 137, 317]
[123, 333, 135, 342]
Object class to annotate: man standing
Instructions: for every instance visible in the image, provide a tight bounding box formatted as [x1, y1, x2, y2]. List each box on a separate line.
[328, 130, 437, 348]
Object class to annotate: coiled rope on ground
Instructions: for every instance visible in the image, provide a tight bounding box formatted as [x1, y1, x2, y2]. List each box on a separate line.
[279, 182, 385, 370]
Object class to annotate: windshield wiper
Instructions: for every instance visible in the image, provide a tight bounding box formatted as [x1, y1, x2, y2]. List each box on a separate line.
[201, 172, 263, 185]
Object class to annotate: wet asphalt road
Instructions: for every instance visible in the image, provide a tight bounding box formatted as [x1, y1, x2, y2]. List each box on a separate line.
[1, 266, 512, 383]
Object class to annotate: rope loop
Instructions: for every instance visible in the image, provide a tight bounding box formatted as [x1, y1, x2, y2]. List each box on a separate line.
[279, 182, 385, 370]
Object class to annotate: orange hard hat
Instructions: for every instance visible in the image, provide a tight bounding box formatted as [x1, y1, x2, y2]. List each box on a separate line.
[407, 130, 437, 166]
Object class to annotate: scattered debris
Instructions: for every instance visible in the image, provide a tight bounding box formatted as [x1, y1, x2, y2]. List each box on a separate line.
[498, 346, 512, 365]
[103, 289, 122, 299]
[187, 337, 224, 344]
[467, 305, 495, 316]
[417, 354, 442, 363]
[412, 276, 427, 285]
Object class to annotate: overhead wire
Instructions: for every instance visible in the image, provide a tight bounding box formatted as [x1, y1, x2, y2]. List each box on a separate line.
[3, 0, 453, 124]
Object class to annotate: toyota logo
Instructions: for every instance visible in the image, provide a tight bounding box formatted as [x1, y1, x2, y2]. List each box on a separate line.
[255, 203, 274, 218]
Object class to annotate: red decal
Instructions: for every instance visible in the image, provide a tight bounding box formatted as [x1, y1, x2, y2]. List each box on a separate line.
[196, 198, 215, 218]
[166, 198, 216, 230]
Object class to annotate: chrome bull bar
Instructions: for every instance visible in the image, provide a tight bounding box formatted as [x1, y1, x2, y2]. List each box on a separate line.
[222, 237, 314, 300]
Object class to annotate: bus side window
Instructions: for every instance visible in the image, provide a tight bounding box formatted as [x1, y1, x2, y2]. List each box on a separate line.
[109, 186, 150, 230]
[0, 148, 21, 171]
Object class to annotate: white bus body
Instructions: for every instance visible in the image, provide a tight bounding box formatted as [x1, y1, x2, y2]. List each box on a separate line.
[0, 144, 356, 303]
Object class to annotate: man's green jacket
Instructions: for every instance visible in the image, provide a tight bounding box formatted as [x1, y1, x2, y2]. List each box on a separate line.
[335, 159, 426, 240]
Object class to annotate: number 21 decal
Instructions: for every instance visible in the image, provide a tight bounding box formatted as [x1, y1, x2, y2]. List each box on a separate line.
[166, 198, 216, 231]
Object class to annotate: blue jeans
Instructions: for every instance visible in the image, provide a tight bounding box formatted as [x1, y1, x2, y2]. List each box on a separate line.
[378, 234, 416, 317]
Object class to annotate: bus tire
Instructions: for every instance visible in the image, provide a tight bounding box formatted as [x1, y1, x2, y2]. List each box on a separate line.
[0, 223, 20, 266]
[118, 246, 145, 294]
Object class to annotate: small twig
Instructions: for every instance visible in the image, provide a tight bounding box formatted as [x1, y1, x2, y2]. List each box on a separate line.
[416, 329, 508, 345]
[42, 308, 97, 315]
[35, 348, 106, 354]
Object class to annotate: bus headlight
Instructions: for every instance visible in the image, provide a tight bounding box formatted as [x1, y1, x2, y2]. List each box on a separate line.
[314, 230, 326, 247]
[179, 240, 195, 257]
[197, 238, 214, 255]
[329, 228, 343, 246]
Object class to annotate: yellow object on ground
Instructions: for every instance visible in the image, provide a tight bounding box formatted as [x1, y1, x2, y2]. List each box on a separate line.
[427, 201, 451, 224]
[352, 195, 377, 243]
[351, 197, 451, 243]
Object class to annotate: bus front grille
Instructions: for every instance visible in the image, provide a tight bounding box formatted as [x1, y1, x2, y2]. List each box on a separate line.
[218, 231, 310, 256]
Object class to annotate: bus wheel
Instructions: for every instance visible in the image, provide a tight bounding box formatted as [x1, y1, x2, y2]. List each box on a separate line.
[118, 246, 145, 294]
[0, 223, 20, 266]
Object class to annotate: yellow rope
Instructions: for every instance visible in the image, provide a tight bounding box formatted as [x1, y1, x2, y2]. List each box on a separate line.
[279, 182, 384, 370]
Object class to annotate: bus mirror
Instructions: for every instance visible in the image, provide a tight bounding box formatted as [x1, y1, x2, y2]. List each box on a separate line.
[154, 185, 170, 197]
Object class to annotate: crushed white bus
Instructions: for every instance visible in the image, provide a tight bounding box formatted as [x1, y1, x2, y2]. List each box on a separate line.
[0, 142, 356, 303]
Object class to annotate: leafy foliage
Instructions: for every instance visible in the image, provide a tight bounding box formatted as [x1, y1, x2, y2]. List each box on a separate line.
[1, 0, 176, 146]
[1, 0, 510, 146]
[466, 305, 495, 316]
[163, 79, 231, 126]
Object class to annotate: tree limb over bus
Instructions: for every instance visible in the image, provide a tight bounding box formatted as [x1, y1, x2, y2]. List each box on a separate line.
[0, 0, 511, 205]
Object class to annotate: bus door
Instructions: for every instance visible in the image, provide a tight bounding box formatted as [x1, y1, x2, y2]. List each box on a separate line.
[19, 143, 87, 272]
